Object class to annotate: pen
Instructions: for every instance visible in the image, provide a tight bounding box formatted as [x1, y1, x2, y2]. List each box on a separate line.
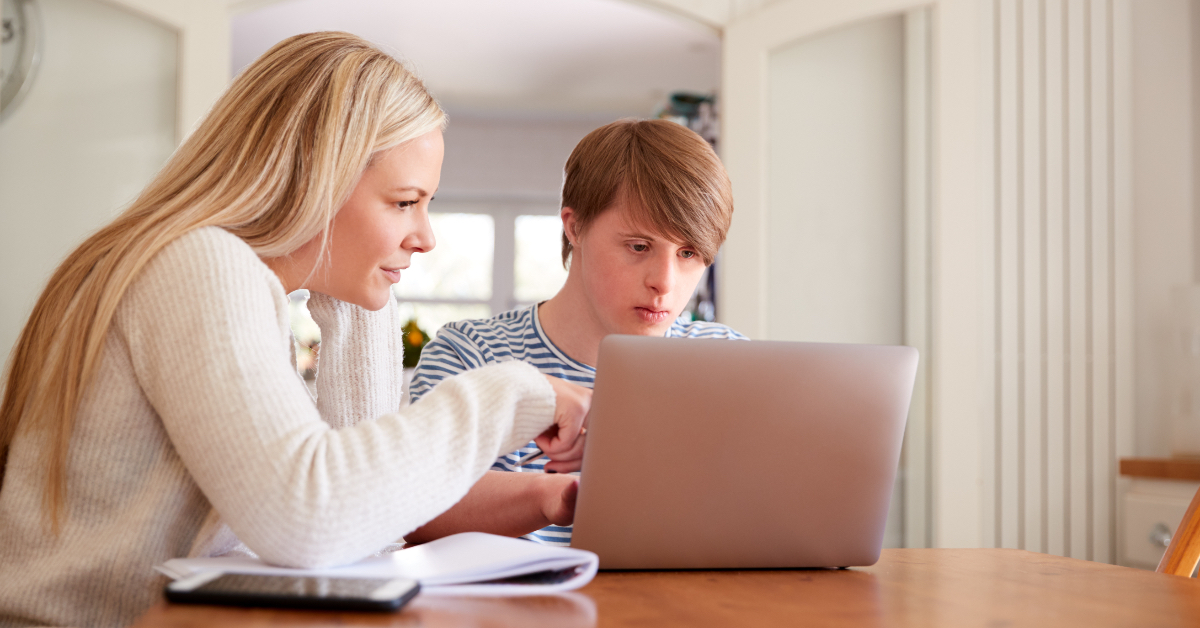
[515, 428, 585, 468]
[515, 447, 545, 467]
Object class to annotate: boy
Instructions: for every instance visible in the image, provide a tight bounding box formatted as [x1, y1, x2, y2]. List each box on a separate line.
[406, 119, 745, 546]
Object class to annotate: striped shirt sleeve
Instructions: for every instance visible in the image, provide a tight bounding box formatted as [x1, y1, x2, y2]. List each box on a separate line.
[408, 326, 482, 403]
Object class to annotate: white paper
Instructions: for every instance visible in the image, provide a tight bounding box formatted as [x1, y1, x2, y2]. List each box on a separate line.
[157, 532, 598, 596]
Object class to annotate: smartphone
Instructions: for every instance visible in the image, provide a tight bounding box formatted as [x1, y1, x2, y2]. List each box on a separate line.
[165, 572, 420, 612]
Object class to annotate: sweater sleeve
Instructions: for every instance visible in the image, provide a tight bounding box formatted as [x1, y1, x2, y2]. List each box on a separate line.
[117, 228, 557, 568]
[305, 291, 405, 428]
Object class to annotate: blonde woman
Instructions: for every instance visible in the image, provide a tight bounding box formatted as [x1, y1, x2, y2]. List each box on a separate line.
[0, 32, 588, 628]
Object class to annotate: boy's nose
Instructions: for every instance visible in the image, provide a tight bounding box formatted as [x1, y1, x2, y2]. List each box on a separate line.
[645, 254, 676, 295]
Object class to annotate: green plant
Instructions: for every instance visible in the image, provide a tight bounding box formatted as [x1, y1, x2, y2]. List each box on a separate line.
[401, 319, 430, 368]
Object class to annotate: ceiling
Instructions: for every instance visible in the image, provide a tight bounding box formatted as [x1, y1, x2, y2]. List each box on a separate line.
[231, 0, 722, 119]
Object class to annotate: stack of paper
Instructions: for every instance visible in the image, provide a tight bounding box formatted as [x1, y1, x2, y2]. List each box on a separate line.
[156, 532, 598, 596]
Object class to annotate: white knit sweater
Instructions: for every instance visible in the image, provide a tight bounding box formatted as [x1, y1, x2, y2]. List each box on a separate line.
[0, 227, 557, 628]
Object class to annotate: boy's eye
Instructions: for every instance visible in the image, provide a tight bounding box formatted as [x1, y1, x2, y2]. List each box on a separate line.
[630, 243, 649, 252]
[679, 250, 697, 259]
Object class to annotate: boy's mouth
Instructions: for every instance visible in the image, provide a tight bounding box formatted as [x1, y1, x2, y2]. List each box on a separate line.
[635, 307, 670, 324]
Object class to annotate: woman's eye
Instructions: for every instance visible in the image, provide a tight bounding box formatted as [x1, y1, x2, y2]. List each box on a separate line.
[395, 200, 418, 209]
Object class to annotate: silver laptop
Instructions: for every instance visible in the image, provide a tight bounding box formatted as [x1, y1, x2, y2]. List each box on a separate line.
[569, 335, 918, 570]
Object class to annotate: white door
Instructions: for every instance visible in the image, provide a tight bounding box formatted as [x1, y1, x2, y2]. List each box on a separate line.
[718, 0, 987, 549]
[0, 0, 227, 364]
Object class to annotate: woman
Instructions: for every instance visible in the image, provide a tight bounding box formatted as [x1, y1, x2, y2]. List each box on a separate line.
[0, 32, 587, 628]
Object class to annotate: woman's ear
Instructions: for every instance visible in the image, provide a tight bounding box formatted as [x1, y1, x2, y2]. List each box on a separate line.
[561, 206, 581, 247]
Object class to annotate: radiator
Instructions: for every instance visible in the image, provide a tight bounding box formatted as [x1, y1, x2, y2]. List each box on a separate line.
[978, 0, 1134, 562]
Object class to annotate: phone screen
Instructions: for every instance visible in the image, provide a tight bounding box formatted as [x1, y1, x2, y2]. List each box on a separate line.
[166, 573, 420, 611]
[195, 574, 395, 598]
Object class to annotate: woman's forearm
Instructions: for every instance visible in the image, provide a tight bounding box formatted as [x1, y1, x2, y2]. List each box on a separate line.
[403, 471, 576, 544]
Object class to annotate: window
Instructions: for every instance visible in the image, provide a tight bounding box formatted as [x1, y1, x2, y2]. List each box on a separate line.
[394, 199, 568, 336]
[393, 211, 495, 336]
[514, 214, 570, 304]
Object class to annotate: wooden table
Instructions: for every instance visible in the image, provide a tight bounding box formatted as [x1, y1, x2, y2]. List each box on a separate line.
[132, 548, 1200, 627]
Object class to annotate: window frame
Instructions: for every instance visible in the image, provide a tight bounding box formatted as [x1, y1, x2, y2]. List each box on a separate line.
[397, 193, 565, 318]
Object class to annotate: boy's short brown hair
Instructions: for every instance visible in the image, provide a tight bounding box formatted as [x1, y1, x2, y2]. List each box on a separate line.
[560, 118, 733, 267]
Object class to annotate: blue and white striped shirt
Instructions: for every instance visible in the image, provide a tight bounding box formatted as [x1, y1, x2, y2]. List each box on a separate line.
[408, 304, 747, 546]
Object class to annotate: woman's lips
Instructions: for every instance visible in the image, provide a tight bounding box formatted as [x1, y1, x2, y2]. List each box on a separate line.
[382, 267, 404, 283]
[636, 307, 670, 324]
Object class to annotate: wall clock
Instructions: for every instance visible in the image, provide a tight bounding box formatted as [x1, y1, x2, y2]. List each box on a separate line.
[1, 0, 40, 123]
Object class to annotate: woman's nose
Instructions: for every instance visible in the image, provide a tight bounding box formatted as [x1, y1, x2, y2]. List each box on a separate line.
[405, 210, 436, 253]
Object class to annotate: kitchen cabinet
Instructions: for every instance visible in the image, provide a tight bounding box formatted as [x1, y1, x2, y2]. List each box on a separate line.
[1118, 458, 1200, 571]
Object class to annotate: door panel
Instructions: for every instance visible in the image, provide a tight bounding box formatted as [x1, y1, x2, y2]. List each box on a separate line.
[765, 15, 905, 345]
[720, 0, 932, 549]
[0, 0, 176, 362]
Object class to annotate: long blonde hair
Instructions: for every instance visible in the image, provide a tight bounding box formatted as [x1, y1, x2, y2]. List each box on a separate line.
[0, 31, 446, 529]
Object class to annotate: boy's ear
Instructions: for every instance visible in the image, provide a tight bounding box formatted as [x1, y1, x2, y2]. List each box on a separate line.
[561, 207, 581, 246]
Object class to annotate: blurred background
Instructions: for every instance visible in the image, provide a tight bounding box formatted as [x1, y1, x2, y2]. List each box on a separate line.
[4, 0, 1200, 569]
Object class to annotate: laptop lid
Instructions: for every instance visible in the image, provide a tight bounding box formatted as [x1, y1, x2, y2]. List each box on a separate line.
[570, 336, 918, 570]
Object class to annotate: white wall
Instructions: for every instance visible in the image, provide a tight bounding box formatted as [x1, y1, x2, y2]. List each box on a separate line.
[112, 0, 232, 139]
[0, 0, 177, 364]
[1130, 0, 1195, 458]
[438, 114, 609, 201]
[764, 16, 904, 345]
[0, 0, 229, 367]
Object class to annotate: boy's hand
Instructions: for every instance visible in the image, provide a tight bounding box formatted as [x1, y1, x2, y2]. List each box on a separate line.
[536, 376, 590, 472]
[540, 476, 580, 526]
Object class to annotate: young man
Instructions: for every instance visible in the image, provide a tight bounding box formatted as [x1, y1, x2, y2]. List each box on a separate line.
[405, 119, 745, 546]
